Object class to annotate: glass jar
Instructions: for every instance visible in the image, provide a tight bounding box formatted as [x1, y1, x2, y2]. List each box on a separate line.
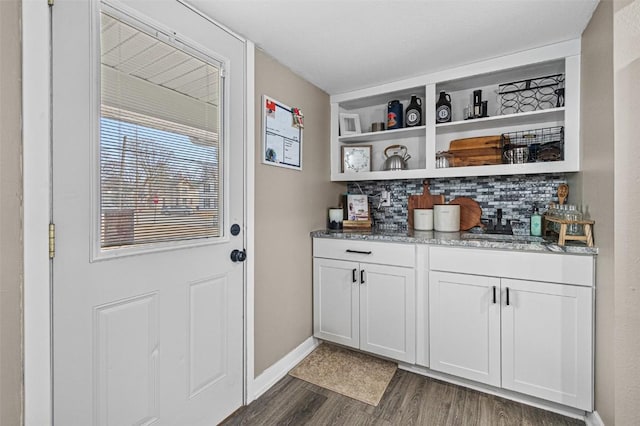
[556, 204, 568, 233]
[549, 203, 561, 233]
[567, 205, 583, 236]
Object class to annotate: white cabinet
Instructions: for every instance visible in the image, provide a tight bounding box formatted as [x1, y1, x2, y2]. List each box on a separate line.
[313, 239, 416, 363]
[313, 258, 360, 348]
[501, 278, 592, 410]
[330, 40, 581, 181]
[428, 247, 594, 411]
[429, 271, 501, 387]
[358, 263, 415, 362]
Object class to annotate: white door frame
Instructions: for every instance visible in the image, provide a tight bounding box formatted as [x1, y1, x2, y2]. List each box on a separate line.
[22, 1, 256, 423]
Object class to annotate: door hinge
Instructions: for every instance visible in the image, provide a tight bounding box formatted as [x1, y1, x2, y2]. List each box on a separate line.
[49, 223, 55, 259]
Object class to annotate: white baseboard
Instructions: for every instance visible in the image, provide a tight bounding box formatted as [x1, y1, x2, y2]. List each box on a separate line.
[248, 336, 320, 403]
[585, 410, 605, 426]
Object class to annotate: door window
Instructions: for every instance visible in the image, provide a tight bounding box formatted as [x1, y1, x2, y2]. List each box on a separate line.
[99, 11, 223, 250]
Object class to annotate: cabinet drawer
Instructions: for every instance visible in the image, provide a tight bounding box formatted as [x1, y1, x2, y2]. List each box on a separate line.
[429, 247, 594, 287]
[313, 238, 415, 267]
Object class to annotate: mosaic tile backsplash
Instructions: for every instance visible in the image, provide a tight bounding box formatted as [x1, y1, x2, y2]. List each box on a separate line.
[347, 174, 568, 234]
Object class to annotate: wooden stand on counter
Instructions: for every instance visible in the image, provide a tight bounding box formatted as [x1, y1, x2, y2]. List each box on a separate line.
[342, 219, 372, 230]
[543, 215, 595, 247]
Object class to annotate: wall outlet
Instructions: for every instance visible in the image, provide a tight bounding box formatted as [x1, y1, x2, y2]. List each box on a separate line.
[380, 190, 391, 207]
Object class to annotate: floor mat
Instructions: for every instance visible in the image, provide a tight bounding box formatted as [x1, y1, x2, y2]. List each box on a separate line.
[289, 343, 397, 406]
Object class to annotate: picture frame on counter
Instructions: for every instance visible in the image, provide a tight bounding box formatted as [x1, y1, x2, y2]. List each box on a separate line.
[342, 145, 371, 173]
[339, 113, 362, 136]
[345, 194, 369, 221]
[342, 193, 372, 229]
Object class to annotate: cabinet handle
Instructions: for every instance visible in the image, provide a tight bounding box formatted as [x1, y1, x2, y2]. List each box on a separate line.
[492, 286, 496, 304]
[346, 249, 372, 255]
[360, 269, 365, 284]
[506, 287, 510, 306]
[352, 268, 357, 283]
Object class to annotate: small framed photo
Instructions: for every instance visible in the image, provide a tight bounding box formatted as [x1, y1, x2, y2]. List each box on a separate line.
[339, 113, 362, 136]
[346, 194, 369, 221]
[342, 145, 371, 173]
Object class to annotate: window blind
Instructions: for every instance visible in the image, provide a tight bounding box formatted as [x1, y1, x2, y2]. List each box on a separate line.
[100, 12, 222, 249]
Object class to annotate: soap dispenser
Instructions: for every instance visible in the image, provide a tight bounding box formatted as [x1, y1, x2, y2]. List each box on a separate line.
[530, 206, 542, 237]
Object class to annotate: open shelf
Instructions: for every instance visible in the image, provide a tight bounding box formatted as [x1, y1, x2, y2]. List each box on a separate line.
[339, 126, 426, 143]
[332, 168, 431, 182]
[431, 160, 577, 178]
[331, 160, 579, 182]
[435, 108, 565, 134]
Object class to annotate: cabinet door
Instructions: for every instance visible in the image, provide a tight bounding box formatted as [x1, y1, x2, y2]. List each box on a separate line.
[429, 271, 501, 386]
[359, 264, 416, 363]
[501, 279, 593, 410]
[313, 258, 359, 348]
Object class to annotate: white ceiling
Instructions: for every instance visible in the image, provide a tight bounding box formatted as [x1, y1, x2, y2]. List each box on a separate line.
[184, 0, 599, 95]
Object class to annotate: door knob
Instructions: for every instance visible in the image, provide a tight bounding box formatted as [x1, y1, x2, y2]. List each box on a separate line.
[230, 249, 247, 263]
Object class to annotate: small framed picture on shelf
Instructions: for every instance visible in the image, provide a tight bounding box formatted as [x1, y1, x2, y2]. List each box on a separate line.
[342, 145, 371, 173]
[339, 113, 362, 136]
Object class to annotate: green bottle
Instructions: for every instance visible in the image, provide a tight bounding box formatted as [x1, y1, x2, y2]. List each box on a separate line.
[530, 207, 542, 237]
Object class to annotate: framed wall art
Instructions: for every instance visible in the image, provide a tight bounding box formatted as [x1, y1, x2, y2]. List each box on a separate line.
[342, 145, 371, 173]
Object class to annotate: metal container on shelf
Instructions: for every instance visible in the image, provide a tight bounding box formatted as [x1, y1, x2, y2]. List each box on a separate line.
[500, 126, 564, 164]
[382, 145, 410, 171]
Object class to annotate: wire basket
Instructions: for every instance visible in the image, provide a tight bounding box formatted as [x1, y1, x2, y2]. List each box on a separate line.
[501, 126, 564, 163]
[498, 74, 565, 115]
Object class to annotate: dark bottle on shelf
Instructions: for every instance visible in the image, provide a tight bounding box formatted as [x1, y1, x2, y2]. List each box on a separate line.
[436, 91, 452, 123]
[473, 90, 482, 117]
[405, 95, 423, 127]
[387, 100, 403, 129]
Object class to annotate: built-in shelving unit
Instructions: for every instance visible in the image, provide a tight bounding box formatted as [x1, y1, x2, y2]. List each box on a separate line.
[329, 40, 581, 182]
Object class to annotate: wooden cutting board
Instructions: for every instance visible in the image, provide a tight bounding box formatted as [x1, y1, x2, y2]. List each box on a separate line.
[451, 153, 502, 167]
[449, 135, 502, 152]
[448, 197, 483, 231]
[408, 181, 445, 230]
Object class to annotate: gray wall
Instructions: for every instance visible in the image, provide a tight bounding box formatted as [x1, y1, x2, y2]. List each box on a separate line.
[570, 2, 616, 424]
[614, 0, 640, 423]
[0, 0, 24, 424]
[254, 49, 346, 376]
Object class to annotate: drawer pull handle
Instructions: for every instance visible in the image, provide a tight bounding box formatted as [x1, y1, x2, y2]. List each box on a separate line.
[346, 249, 372, 255]
[506, 287, 510, 306]
[492, 286, 496, 304]
[360, 269, 365, 284]
[352, 268, 357, 283]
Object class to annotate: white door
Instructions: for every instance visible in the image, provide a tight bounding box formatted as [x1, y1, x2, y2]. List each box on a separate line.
[501, 279, 593, 410]
[359, 263, 415, 363]
[429, 271, 501, 386]
[52, 1, 246, 424]
[313, 258, 359, 348]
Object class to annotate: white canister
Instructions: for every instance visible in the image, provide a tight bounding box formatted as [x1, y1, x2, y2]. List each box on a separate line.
[328, 208, 344, 230]
[434, 204, 461, 232]
[413, 209, 433, 231]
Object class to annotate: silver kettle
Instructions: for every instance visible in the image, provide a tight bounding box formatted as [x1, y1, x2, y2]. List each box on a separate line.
[383, 144, 411, 171]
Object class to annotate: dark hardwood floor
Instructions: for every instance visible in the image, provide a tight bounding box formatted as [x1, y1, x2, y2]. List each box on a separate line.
[222, 370, 585, 425]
